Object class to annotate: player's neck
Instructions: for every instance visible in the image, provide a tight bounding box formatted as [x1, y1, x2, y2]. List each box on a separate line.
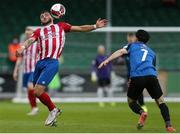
[45, 21, 53, 26]
[43, 20, 54, 26]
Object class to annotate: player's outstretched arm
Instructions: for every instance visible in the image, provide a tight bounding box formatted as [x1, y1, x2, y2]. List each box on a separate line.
[16, 37, 36, 57]
[70, 18, 108, 32]
[98, 48, 128, 69]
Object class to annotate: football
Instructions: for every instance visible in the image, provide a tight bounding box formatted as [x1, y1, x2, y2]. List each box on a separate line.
[50, 3, 66, 19]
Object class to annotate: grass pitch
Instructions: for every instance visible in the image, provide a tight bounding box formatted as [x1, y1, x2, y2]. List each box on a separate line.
[0, 101, 179, 133]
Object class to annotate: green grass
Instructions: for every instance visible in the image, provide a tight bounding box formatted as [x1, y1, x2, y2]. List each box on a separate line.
[0, 101, 179, 133]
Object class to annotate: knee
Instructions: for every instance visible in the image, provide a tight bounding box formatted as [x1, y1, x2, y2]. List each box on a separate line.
[128, 97, 135, 106]
[34, 90, 41, 97]
[34, 85, 45, 97]
[155, 96, 165, 106]
[27, 83, 34, 90]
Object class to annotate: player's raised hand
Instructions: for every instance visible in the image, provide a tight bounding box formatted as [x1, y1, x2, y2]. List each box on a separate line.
[16, 47, 24, 57]
[98, 59, 109, 69]
[96, 18, 108, 28]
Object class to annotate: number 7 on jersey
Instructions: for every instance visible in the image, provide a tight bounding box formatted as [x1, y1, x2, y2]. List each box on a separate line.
[141, 49, 148, 61]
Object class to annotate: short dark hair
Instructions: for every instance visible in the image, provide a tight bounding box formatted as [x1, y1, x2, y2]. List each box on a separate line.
[135, 29, 150, 43]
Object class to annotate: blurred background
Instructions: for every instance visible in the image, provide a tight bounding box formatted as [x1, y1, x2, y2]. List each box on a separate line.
[0, 0, 180, 101]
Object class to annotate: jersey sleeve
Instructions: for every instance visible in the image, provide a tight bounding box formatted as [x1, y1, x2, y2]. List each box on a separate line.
[31, 28, 40, 41]
[122, 44, 131, 53]
[58, 22, 72, 33]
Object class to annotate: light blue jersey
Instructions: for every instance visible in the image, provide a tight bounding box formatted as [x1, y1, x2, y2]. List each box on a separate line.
[123, 42, 157, 78]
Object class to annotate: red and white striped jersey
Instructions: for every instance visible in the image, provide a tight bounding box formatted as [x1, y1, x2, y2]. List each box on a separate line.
[32, 22, 71, 60]
[23, 42, 39, 73]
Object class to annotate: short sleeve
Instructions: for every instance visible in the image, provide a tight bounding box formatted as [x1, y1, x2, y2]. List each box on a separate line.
[123, 44, 131, 53]
[58, 22, 72, 33]
[31, 28, 40, 41]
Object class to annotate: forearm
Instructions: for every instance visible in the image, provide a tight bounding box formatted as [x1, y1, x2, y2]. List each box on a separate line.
[13, 58, 22, 73]
[71, 25, 96, 32]
[16, 37, 36, 57]
[23, 38, 35, 49]
[107, 50, 124, 62]
[71, 18, 107, 32]
[80, 25, 96, 32]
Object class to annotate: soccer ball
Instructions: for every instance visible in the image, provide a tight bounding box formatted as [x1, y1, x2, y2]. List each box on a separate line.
[50, 3, 66, 19]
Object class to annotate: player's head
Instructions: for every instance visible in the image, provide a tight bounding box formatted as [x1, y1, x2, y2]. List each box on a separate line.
[136, 29, 150, 43]
[40, 10, 53, 26]
[127, 32, 137, 43]
[25, 27, 34, 39]
[98, 45, 105, 55]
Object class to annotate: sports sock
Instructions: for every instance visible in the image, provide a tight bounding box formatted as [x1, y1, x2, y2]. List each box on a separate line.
[38, 92, 55, 111]
[159, 103, 171, 127]
[28, 89, 37, 108]
[97, 87, 104, 98]
[97, 87, 104, 105]
[105, 86, 113, 98]
[129, 101, 144, 115]
[137, 94, 144, 106]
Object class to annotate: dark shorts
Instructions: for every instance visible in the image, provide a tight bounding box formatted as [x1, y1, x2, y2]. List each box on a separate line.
[33, 58, 59, 86]
[127, 75, 163, 100]
[98, 78, 111, 87]
[23, 72, 33, 88]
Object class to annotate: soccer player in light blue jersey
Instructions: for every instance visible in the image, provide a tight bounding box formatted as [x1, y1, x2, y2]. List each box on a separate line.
[126, 32, 148, 112]
[99, 30, 175, 132]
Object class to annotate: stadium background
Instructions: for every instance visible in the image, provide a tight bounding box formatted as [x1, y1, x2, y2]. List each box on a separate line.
[1, 0, 180, 133]
[0, 0, 180, 98]
[0, 0, 180, 95]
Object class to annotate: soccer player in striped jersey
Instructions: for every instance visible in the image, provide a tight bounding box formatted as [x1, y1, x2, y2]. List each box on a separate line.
[13, 27, 39, 115]
[16, 5, 107, 126]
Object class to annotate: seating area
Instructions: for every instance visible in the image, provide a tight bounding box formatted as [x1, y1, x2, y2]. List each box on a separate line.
[112, 0, 180, 26]
[0, 0, 180, 73]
